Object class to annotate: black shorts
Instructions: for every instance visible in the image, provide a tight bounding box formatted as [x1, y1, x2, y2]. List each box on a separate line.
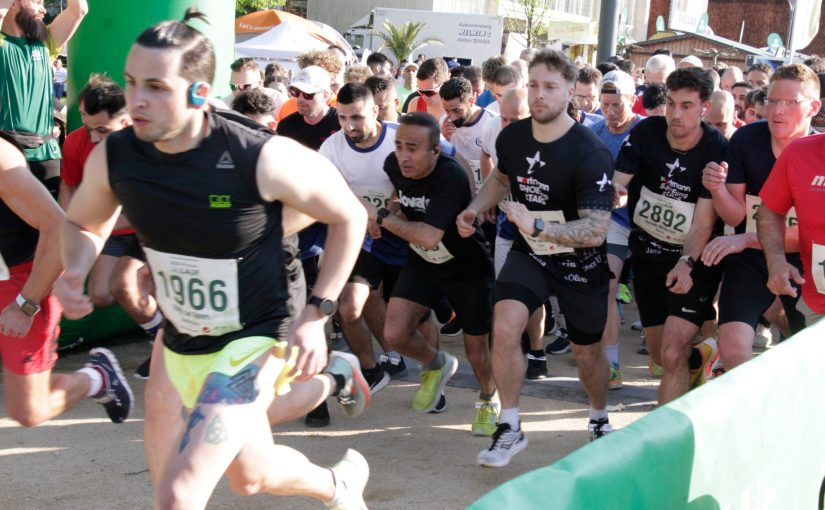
[349, 250, 402, 302]
[494, 250, 609, 346]
[391, 262, 492, 336]
[101, 233, 143, 259]
[632, 256, 722, 328]
[718, 249, 802, 328]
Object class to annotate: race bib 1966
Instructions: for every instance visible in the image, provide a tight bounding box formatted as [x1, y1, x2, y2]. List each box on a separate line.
[813, 243, 825, 295]
[351, 186, 392, 210]
[410, 241, 455, 264]
[0, 252, 9, 281]
[521, 210, 574, 256]
[144, 247, 242, 337]
[745, 194, 796, 234]
[633, 186, 694, 245]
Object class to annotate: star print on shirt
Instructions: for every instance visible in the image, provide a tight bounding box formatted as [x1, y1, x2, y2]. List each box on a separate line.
[665, 158, 686, 178]
[596, 173, 612, 192]
[526, 151, 546, 175]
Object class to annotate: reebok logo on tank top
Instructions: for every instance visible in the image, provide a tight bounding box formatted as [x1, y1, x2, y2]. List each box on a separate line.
[216, 151, 235, 169]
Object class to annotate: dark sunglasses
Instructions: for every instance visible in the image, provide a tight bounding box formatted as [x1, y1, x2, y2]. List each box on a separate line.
[229, 82, 254, 92]
[417, 87, 440, 97]
[289, 87, 318, 100]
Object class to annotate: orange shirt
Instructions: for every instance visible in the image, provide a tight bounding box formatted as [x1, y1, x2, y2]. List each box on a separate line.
[277, 94, 338, 122]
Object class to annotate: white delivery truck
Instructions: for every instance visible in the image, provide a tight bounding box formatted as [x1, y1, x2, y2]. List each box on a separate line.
[345, 7, 504, 65]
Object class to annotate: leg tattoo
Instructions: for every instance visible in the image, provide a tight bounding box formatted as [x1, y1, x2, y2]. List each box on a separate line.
[179, 406, 205, 453]
[204, 415, 229, 445]
[198, 366, 260, 405]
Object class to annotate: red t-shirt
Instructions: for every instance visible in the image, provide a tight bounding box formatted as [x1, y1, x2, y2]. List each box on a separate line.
[60, 127, 134, 236]
[632, 94, 646, 116]
[760, 135, 825, 313]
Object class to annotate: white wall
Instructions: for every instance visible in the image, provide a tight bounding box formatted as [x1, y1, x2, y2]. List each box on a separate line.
[307, 0, 436, 34]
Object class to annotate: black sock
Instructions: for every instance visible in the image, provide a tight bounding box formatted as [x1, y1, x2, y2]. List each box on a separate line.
[331, 374, 346, 396]
[528, 349, 545, 359]
[688, 347, 703, 370]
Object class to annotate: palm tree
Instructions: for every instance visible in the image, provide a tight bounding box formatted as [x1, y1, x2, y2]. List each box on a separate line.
[373, 20, 442, 64]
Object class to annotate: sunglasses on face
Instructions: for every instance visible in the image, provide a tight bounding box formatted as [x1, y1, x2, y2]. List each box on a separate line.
[289, 87, 318, 100]
[229, 82, 254, 92]
[417, 87, 440, 97]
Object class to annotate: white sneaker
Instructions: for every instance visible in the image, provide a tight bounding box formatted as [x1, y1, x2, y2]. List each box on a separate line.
[753, 324, 771, 348]
[477, 423, 528, 468]
[326, 449, 369, 510]
[588, 418, 613, 441]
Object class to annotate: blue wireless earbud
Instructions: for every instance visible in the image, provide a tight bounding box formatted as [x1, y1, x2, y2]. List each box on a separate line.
[189, 82, 208, 107]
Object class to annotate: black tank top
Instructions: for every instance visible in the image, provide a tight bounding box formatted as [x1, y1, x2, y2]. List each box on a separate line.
[106, 112, 290, 354]
[0, 132, 39, 268]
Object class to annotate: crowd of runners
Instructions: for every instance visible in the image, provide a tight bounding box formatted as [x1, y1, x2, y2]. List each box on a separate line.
[2, 1, 825, 508]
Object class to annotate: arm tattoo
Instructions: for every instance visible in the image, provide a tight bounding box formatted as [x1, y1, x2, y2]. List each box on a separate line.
[537, 209, 611, 248]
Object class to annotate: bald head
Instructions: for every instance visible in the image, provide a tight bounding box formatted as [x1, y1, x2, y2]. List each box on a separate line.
[704, 90, 737, 139]
[720, 66, 744, 92]
[499, 88, 529, 129]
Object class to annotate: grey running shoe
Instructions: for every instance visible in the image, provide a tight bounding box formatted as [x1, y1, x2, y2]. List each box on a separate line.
[477, 423, 528, 468]
[327, 351, 370, 418]
[326, 449, 370, 510]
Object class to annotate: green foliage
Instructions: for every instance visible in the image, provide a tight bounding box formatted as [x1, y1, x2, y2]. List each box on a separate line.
[236, 0, 286, 18]
[516, 0, 553, 48]
[373, 20, 442, 65]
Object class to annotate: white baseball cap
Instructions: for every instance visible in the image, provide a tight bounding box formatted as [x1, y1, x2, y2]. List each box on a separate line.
[600, 70, 636, 96]
[290, 66, 330, 94]
[679, 55, 704, 68]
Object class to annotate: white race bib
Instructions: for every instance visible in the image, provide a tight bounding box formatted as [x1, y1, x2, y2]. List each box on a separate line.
[144, 247, 242, 337]
[0, 252, 8, 281]
[521, 210, 574, 256]
[813, 243, 825, 295]
[633, 186, 694, 245]
[351, 186, 392, 210]
[745, 194, 797, 234]
[410, 241, 455, 264]
[470, 160, 483, 194]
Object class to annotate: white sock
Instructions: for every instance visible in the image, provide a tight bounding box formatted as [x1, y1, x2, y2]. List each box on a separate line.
[77, 367, 103, 398]
[140, 311, 163, 330]
[499, 407, 520, 430]
[603, 344, 619, 366]
[589, 408, 608, 421]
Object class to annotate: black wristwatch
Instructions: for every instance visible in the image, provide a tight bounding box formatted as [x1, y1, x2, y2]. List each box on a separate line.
[531, 218, 545, 238]
[376, 207, 390, 226]
[307, 295, 337, 316]
[16, 294, 40, 317]
[678, 255, 695, 269]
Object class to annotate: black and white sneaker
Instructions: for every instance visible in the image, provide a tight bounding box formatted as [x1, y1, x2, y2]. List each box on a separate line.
[525, 354, 548, 380]
[363, 366, 390, 395]
[85, 348, 134, 423]
[588, 418, 613, 441]
[379, 354, 409, 379]
[440, 315, 462, 336]
[477, 423, 528, 467]
[545, 328, 571, 355]
[305, 401, 331, 428]
[428, 391, 447, 414]
[133, 356, 151, 380]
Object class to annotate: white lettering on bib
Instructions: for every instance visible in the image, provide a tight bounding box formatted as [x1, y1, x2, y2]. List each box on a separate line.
[144, 247, 242, 337]
[745, 194, 796, 234]
[0, 252, 9, 281]
[522, 210, 574, 256]
[633, 186, 694, 245]
[813, 243, 825, 295]
[351, 186, 392, 210]
[410, 241, 455, 264]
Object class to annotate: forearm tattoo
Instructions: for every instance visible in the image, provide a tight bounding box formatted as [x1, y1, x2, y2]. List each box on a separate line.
[538, 209, 611, 248]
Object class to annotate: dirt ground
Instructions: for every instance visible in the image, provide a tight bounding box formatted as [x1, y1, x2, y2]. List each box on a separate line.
[0, 304, 662, 509]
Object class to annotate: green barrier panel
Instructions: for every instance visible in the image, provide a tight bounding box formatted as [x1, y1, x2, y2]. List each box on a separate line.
[470, 319, 825, 509]
[66, 0, 234, 131]
[58, 305, 138, 351]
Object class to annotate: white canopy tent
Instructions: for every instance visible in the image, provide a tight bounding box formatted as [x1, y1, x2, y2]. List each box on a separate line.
[234, 19, 332, 61]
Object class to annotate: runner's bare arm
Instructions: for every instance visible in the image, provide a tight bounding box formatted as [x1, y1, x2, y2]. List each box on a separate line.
[282, 206, 315, 237]
[0, 0, 10, 24]
[62, 141, 121, 278]
[467, 167, 510, 214]
[47, 0, 88, 49]
[678, 198, 717, 260]
[757, 204, 804, 296]
[613, 171, 632, 208]
[380, 212, 445, 249]
[453, 152, 476, 196]
[0, 139, 64, 303]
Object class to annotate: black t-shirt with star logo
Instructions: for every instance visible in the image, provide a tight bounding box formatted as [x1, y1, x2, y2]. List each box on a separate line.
[496, 118, 614, 269]
[615, 116, 727, 260]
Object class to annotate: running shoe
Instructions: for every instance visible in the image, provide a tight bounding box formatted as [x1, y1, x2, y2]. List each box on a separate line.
[636, 331, 649, 355]
[327, 351, 370, 418]
[85, 348, 134, 423]
[363, 366, 390, 395]
[588, 418, 613, 441]
[477, 423, 528, 468]
[440, 315, 463, 336]
[630, 320, 643, 332]
[616, 283, 632, 304]
[329, 318, 349, 352]
[544, 310, 558, 337]
[608, 361, 623, 390]
[433, 300, 453, 325]
[326, 449, 370, 510]
[753, 324, 771, 348]
[379, 354, 409, 379]
[689, 338, 718, 389]
[648, 358, 663, 377]
[412, 353, 458, 413]
[545, 328, 570, 355]
[428, 391, 447, 414]
[471, 399, 500, 436]
[305, 401, 331, 428]
[704, 345, 721, 381]
[133, 356, 151, 380]
[525, 353, 548, 380]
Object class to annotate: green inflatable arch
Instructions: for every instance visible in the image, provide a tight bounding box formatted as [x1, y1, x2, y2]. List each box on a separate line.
[59, 0, 234, 349]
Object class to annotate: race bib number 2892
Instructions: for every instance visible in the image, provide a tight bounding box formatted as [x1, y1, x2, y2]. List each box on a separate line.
[143, 247, 242, 337]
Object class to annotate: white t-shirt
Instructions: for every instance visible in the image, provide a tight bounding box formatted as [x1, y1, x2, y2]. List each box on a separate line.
[319, 122, 397, 200]
[486, 101, 500, 115]
[447, 108, 498, 191]
[480, 116, 504, 167]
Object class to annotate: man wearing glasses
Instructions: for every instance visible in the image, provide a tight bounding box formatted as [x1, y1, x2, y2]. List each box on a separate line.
[703, 64, 821, 371]
[221, 58, 285, 117]
[404, 57, 449, 120]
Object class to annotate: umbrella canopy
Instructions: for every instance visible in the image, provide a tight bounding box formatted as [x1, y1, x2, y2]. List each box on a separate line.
[235, 10, 354, 60]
